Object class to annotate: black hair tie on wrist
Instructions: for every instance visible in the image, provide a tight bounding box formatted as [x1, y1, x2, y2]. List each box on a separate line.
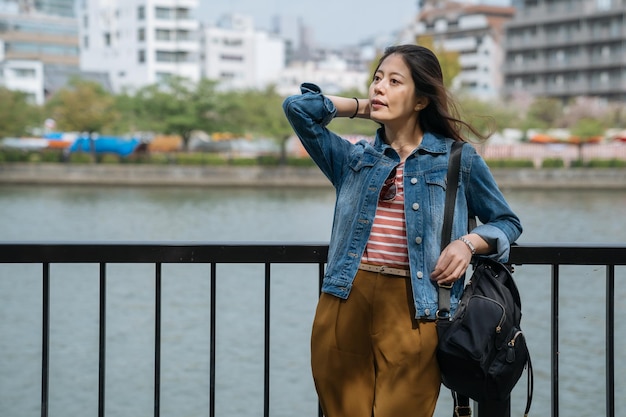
[349, 97, 359, 119]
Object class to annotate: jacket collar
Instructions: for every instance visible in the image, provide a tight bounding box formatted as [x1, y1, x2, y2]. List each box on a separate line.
[374, 129, 448, 156]
[418, 132, 448, 155]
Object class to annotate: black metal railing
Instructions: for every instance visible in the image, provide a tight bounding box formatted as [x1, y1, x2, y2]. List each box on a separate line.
[0, 242, 624, 417]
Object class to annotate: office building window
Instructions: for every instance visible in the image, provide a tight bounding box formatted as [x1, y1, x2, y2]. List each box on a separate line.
[155, 7, 171, 19]
[138, 28, 145, 41]
[138, 6, 145, 20]
[156, 72, 172, 83]
[138, 49, 145, 63]
[156, 29, 170, 40]
[12, 68, 36, 78]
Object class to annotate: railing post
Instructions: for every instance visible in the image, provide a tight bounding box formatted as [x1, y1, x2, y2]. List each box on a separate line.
[551, 265, 559, 417]
[209, 263, 216, 417]
[605, 265, 615, 417]
[98, 263, 106, 417]
[41, 263, 50, 417]
[264, 263, 271, 417]
[154, 263, 162, 417]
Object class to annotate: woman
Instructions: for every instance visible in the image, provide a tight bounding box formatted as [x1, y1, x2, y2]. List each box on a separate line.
[282, 44, 522, 417]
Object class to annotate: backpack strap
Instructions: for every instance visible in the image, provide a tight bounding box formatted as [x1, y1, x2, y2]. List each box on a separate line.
[452, 391, 472, 416]
[438, 141, 474, 416]
[436, 140, 463, 319]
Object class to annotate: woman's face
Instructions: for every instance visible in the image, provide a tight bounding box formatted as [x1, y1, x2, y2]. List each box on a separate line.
[369, 53, 421, 125]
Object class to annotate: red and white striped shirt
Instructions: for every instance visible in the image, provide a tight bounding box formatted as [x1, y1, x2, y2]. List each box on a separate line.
[361, 163, 409, 269]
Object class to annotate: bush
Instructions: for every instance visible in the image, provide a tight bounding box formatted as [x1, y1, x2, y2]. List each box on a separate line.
[174, 152, 227, 166]
[98, 153, 121, 164]
[256, 155, 281, 166]
[485, 159, 534, 168]
[541, 158, 565, 168]
[68, 152, 93, 164]
[286, 157, 316, 167]
[0, 149, 30, 162]
[145, 153, 170, 165]
[587, 158, 626, 168]
[40, 150, 64, 163]
[229, 157, 257, 166]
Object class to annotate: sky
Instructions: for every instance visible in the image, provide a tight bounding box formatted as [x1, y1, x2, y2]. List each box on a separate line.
[197, 0, 512, 48]
[196, 0, 423, 47]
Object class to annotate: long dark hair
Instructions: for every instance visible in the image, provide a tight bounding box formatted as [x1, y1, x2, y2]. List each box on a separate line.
[375, 44, 486, 142]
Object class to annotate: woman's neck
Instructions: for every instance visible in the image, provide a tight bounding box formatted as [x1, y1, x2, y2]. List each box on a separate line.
[384, 125, 424, 161]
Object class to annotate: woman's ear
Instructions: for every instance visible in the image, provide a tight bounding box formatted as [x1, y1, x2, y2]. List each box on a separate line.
[415, 97, 430, 111]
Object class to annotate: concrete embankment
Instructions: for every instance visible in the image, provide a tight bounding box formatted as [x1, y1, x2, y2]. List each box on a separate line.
[1, 163, 625, 190]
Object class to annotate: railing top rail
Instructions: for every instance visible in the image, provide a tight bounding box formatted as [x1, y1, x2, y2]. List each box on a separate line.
[1, 242, 625, 266]
[0, 241, 330, 263]
[509, 243, 626, 265]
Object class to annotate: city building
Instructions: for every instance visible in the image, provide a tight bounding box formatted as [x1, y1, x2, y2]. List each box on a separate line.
[275, 55, 370, 97]
[0, 11, 79, 67]
[0, 59, 44, 103]
[0, 0, 75, 17]
[502, 0, 626, 103]
[413, 0, 515, 99]
[0, 9, 80, 103]
[79, 0, 201, 93]
[32, 0, 75, 17]
[201, 14, 285, 91]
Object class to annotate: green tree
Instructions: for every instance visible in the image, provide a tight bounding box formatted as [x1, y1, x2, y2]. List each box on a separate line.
[570, 117, 605, 163]
[218, 86, 297, 163]
[456, 95, 521, 140]
[111, 90, 140, 134]
[522, 98, 563, 131]
[45, 78, 119, 133]
[0, 88, 41, 138]
[133, 77, 219, 150]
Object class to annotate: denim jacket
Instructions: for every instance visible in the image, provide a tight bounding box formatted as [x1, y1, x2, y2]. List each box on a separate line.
[283, 83, 522, 319]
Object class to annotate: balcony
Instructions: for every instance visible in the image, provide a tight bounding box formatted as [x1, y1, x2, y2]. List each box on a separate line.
[0, 242, 623, 417]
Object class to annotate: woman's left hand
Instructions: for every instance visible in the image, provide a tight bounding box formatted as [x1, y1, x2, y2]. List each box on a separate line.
[431, 239, 473, 286]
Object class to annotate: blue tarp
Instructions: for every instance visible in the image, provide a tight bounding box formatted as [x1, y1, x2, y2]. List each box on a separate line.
[43, 132, 65, 140]
[69, 136, 141, 157]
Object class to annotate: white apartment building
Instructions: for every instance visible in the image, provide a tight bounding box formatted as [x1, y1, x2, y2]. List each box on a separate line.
[0, 58, 44, 104]
[202, 14, 285, 91]
[79, 0, 200, 93]
[275, 56, 370, 97]
[413, 0, 515, 99]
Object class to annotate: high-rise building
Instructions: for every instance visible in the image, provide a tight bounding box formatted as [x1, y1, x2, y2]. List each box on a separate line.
[413, 0, 515, 99]
[202, 14, 285, 91]
[79, 0, 200, 93]
[34, 0, 75, 17]
[0, 11, 78, 66]
[0, 0, 74, 16]
[0, 10, 80, 103]
[502, 0, 626, 103]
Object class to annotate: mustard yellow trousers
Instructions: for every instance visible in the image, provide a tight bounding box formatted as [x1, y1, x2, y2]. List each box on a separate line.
[311, 269, 441, 417]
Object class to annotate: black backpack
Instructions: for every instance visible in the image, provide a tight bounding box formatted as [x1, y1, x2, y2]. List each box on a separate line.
[437, 258, 533, 412]
[436, 142, 533, 415]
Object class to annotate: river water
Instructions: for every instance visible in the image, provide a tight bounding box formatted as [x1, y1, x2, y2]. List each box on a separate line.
[0, 184, 625, 417]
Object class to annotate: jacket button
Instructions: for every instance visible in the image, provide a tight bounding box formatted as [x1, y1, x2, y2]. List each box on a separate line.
[411, 177, 418, 184]
[412, 202, 420, 210]
[424, 308, 431, 316]
[415, 236, 422, 244]
[417, 271, 424, 279]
